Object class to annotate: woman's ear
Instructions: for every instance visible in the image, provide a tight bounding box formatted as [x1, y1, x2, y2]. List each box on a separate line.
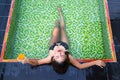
[64, 50, 68, 52]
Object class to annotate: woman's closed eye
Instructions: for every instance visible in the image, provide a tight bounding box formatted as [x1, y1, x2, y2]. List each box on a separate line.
[55, 55, 65, 59]
[61, 55, 66, 58]
[55, 56, 59, 59]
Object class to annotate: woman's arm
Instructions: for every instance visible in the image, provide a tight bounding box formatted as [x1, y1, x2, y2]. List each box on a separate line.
[69, 55, 106, 69]
[18, 51, 53, 66]
[22, 56, 51, 66]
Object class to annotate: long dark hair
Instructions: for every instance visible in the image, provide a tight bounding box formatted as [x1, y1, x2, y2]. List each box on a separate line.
[51, 51, 70, 74]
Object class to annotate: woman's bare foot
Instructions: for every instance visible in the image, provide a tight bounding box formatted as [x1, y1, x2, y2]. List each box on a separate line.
[57, 6, 66, 29]
[58, 6, 62, 16]
[58, 6, 62, 12]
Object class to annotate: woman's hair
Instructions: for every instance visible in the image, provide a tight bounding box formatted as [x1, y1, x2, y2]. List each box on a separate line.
[51, 51, 70, 74]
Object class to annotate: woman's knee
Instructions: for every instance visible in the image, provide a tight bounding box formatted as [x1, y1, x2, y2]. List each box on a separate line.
[52, 27, 59, 36]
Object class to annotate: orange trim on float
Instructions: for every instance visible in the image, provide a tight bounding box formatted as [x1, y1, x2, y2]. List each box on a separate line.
[2, 59, 18, 62]
[0, 0, 15, 62]
[104, 0, 117, 62]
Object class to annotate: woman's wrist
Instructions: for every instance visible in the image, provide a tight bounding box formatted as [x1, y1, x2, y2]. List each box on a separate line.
[94, 60, 98, 66]
[22, 57, 29, 64]
[26, 58, 29, 63]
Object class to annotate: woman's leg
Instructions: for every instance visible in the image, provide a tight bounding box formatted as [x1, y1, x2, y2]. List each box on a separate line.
[49, 21, 60, 47]
[58, 6, 69, 45]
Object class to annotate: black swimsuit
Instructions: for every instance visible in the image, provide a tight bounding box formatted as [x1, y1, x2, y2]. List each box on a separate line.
[49, 41, 69, 50]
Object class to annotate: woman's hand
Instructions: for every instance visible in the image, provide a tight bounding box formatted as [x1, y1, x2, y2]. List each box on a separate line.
[94, 60, 106, 68]
[17, 57, 29, 64]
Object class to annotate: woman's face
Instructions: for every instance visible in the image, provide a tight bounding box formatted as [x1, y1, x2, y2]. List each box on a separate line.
[53, 51, 67, 63]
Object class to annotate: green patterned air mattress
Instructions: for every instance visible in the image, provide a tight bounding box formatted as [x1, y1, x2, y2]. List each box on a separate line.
[4, 0, 113, 60]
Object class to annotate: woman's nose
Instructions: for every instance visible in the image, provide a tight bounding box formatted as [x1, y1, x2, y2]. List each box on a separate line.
[60, 53, 64, 56]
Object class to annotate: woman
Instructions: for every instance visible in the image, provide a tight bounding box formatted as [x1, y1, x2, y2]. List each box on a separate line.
[18, 6, 106, 74]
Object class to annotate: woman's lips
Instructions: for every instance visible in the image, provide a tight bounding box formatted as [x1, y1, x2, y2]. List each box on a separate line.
[57, 50, 61, 52]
